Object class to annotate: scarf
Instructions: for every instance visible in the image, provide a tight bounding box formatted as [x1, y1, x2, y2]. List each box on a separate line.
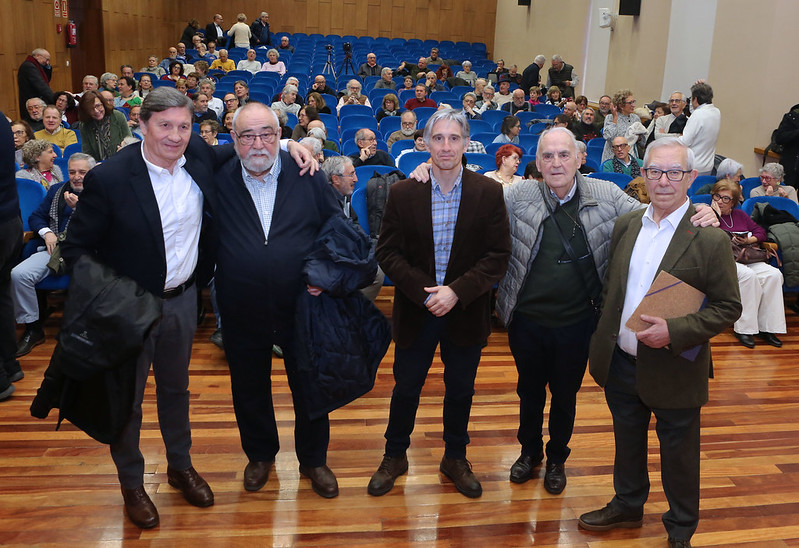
[382, 108, 398, 118]
[611, 155, 640, 178]
[48, 182, 74, 235]
[28, 166, 62, 190]
[25, 55, 51, 83]
[94, 116, 114, 160]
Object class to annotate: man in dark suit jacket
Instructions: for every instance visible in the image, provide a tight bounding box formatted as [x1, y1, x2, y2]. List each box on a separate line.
[204, 14, 226, 48]
[579, 140, 741, 548]
[17, 49, 54, 116]
[368, 109, 511, 499]
[61, 88, 218, 529]
[213, 102, 344, 499]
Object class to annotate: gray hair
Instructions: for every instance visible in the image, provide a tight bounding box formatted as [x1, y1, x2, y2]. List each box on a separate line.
[534, 54, 546, 64]
[119, 136, 140, 149]
[140, 87, 193, 123]
[100, 72, 118, 86]
[260, 11, 268, 17]
[552, 54, 563, 62]
[463, 92, 477, 101]
[401, 110, 417, 122]
[760, 162, 785, 181]
[32, 48, 49, 57]
[299, 137, 323, 157]
[642, 137, 695, 171]
[267, 48, 279, 58]
[575, 140, 586, 154]
[198, 78, 216, 92]
[423, 108, 470, 145]
[68, 152, 97, 170]
[26, 97, 46, 109]
[321, 155, 353, 181]
[83, 75, 99, 86]
[483, 85, 495, 93]
[381, 67, 392, 77]
[231, 102, 280, 134]
[462, 60, 472, 68]
[22, 139, 55, 167]
[308, 127, 327, 140]
[716, 158, 743, 181]
[354, 128, 374, 142]
[282, 84, 298, 97]
[535, 127, 580, 159]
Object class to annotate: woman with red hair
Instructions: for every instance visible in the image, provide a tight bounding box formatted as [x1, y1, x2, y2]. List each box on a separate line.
[484, 144, 524, 187]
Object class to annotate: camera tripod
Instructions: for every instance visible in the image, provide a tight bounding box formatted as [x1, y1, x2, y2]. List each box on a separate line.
[322, 49, 336, 78]
[339, 52, 355, 76]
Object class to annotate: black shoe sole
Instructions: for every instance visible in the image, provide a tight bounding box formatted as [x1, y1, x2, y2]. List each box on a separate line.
[9, 370, 24, 383]
[578, 517, 643, 531]
[0, 384, 15, 401]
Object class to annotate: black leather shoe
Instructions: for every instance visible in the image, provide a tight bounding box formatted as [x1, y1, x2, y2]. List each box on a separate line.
[15, 329, 44, 358]
[243, 460, 274, 492]
[439, 457, 482, 498]
[509, 451, 544, 484]
[368, 453, 408, 496]
[578, 503, 643, 531]
[6, 362, 23, 383]
[0, 382, 14, 402]
[735, 333, 755, 349]
[121, 486, 159, 529]
[758, 332, 783, 348]
[543, 461, 566, 494]
[209, 328, 223, 349]
[167, 466, 214, 507]
[299, 464, 339, 498]
[668, 538, 692, 548]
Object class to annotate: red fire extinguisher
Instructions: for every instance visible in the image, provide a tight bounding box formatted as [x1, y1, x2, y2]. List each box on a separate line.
[66, 20, 77, 48]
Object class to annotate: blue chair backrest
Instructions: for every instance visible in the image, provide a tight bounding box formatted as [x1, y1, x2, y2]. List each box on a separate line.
[379, 116, 402, 136]
[322, 148, 340, 158]
[740, 196, 799, 219]
[589, 172, 632, 189]
[532, 104, 561, 119]
[468, 120, 492, 135]
[340, 115, 378, 133]
[397, 152, 430, 177]
[339, 104, 373, 118]
[516, 155, 536, 176]
[17, 179, 47, 231]
[528, 122, 548, 135]
[369, 88, 394, 103]
[355, 165, 399, 187]
[484, 142, 504, 157]
[413, 107, 436, 127]
[350, 188, 369, 235]
[688, 175, 716, 196]
[470, 132, 497, 147]
[390, 140, 415, 156]
[480, 110, 506, 127]
[518, 134, 540, 154]
[464, 153, 495, 172]
[63, 143, 82, 158]
[690, 194, 713, 206]
[740, 177, 761, 200]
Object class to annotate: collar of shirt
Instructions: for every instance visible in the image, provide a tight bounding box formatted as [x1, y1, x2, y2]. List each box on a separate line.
[548, 176, 578, 205]
[642, 196, 690, 230]
[141, 144, 187, 176]
[431, 166, 464, 195]
[241, 149, 282, 185]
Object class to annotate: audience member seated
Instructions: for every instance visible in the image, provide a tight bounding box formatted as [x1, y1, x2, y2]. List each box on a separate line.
[206, 41, 220, 59]
[425, 47, 443, 65]
[456, 61, 477, 85]
[34, 105, 77, 149]
[310, 75, 336, 97]
[299, 136, 324, 163]
[484, 144, 524, 187]
[192, 93, 218, 123]
[602, 89, 642, 162]
[404, 83, 436, 111]
[386, 111, 417, 148]
[350, 128, 393, 167]
[192, 43, 214, 65]
[358, 53, 382, 78]
[270, 77, 304, 107]
[221, 93, 240, 121]
[502, 89, 532, 115]
[137, 74, 154, 100]
[161, 61, 185, 82]
[644, 102, 669, 145]
[291, 106, 320, 140]
[573, 108, 601, 142]
[494, 77, 513, 107]
[711, 179, 786, 349]
[435, 64, 452, 82]
[128, 104, 143, 139]
[552, 114, 571, 129]
[237, 49, 262, 74]
[278, 35, 295, 54]
[750, 162, 798, 203]
[141, 55, 166, 78]
[220, 110, 236, 134]
[11, 153, 95, 357]
[158, 47, 180, 72]
[210, 49, 236, 72]
[424, 72, 444, 93]
[562, 101, 580, 123]
[476, 85, 498, 113]
[114, 77, 141, 108]
[260, 49, 286, 76]
[307, 121, 339, 152]
[233, 80, 250, 105]
[460, 92, 481, 120]
[306, 91, 331, 115]
[527, 86, 543, 106]
[12, 120, 34, 167]
[337, 80, 371, 114]
[274, 108, 291, 139]
[506, 65, 522, 86]
[396, 57, 429, 81]
[376, 94, 400, 122]
[75, 74, 98, 98]
[53, 91, 79, 126]
[197, 79, 222, 117]
[474, 78, 487, 97]
[594, 94, 612, 130]
[374, 67, 396, 90]
[601, 136, 642, 177]
[545, 86, 565, 107]
[576, 141, 595, 175]
[493, 115, 521, 145]
[17, 139, 62, 189]
[199, 120, 220, 146]
[695, 158, 745, 197]
[395, 129, 427, 166]
[175, 42, 188, 64]
[25, 98, 46, 131]
[99, 72, 118, 95]
[271, 84, 301, 116]
[174, 79, 189, 95]
[524, 160, 543, 181]
[574, 95, 588, 114]
[77, 90, 131, 161]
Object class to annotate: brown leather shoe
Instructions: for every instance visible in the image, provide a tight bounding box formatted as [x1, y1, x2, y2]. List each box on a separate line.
[243, 460, 274, 492]
[121, 486, 159, 529]
[299, 464, 339, 498]
[167, 466, 214, 507]
[367, 453, 408, 496]
[439, 456, 482, 498]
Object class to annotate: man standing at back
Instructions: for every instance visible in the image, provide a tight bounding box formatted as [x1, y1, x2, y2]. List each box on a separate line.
[61, 88, 217, 529]
[521, 55, 545, 95]
[18, 49, 54, 116]
[367, 109, 510, 499]
[678, 83, 720, 176]
[546, 55, 579, 99]
[213, 102, 344, 499]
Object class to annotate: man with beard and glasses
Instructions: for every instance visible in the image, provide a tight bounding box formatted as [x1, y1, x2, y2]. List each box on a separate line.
[213, 102, 344, 499]
[386, 111, 417, 148]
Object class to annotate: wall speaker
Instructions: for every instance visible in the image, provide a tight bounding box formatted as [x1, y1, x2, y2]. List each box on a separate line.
[618, 0, 641, 16]
[518, 0, 531, 5]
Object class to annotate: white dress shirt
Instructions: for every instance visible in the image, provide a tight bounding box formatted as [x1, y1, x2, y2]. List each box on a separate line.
[141, 147, 204, 290]
[617, 197, 691, 356]
[677, 103, 721, 174]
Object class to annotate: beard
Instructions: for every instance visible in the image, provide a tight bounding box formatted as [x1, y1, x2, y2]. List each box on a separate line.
[401, 127, 415, 136]
[239, 146, 276, 174]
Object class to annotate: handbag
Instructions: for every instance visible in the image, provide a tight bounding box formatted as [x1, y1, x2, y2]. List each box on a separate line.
[46, 232, 68, 275]
[729, 235, 778, 265]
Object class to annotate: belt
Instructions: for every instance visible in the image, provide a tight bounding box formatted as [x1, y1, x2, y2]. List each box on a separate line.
[615, 345, 637, 364]
[162, 273, 196, 300]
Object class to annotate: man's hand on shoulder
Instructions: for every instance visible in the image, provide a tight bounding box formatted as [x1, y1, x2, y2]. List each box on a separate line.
[285, 139, 318, 175]
[410, 163, 432, 183]
[690, 203, 719, 228]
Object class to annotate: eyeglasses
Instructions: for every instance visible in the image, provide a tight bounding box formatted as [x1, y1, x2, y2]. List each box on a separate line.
[642, 168, 691, 181]
[711, 193, 733, 204]
[611, 144, 629, 150]
[624, 99, 636, 105]
[359, 136, 376, 142]
[224, 98, 238, 103]
[235, 131, 278, 145]
[12, 130, 26, 136]
[760, 175, 777, 182]
[668, 99, 684, 104]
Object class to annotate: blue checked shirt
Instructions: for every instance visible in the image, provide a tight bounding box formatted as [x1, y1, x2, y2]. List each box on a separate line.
[430, 168, 463, 286]
[241, 153, 282, 244]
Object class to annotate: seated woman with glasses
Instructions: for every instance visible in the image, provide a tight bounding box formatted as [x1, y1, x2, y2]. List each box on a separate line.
[711, 179, 786, 349]
[749, 162, 798, 204]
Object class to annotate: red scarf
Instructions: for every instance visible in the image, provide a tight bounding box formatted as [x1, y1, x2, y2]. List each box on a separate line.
[25, 55, 50, 83]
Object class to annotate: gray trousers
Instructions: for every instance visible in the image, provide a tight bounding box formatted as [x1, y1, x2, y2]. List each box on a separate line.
[111, 285, 197, 489]
[11, 247, 50, 324]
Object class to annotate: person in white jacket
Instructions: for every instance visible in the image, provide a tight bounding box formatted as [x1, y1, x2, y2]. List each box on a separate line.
[678, 83, 720, 175]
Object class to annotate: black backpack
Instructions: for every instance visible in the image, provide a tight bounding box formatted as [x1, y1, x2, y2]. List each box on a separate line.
[365, 169, 405, 240]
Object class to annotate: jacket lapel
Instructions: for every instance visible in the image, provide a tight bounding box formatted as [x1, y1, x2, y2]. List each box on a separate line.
[657, 205, 698, 274]
[615, 210, 644, 296]
[127, 146, 167, 267]
[449, 171, 476, 264]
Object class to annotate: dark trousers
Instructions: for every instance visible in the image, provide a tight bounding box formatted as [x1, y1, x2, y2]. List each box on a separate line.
[605, 346, 701, 541]
[384, 315, 482, 460]
[507, 313, 592, 464]
[224, 323, 329, 467]
[111, 285, 196, 489]
[0, 216, 23, 383]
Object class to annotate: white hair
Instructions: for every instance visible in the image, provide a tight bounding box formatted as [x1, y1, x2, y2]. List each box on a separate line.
[716, 158, 743, 181]
[534, 55, 546, 64]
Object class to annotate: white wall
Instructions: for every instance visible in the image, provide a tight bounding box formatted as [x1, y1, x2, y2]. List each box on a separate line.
[660, 0, 718, 100]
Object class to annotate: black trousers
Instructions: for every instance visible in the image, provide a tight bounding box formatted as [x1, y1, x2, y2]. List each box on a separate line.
[0, 216, 22, 383]
[507, 313, 593, 464]
[605, 346, 701, 541]
[224, 322, 329, 467]
[384, 315, 482, 460]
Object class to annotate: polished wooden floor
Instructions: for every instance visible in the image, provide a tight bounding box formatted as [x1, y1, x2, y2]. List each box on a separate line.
[2, 288, 799, 547]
